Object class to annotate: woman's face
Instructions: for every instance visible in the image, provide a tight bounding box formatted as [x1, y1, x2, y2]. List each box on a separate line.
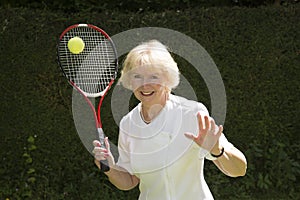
[130, 66, 168, 106]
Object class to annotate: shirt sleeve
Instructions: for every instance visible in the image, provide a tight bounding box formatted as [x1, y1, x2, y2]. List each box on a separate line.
[205, 133, 234, 160]
[194, 102, 234, 160]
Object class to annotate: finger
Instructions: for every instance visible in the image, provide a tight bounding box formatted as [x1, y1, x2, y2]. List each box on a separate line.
[94, 150, 108, 161]
[93, 140, 101, 147]
[204, 115, 210, 131]
[197, 113, 204, 131]
[92, 146, 102, 154]
[184, 132, 196, 140]
[217, 125, 223, 136]
[95, 153, 104, 161]
[92, 145, 108, 154]
[210, 118, 216, 134]
[103, 153, 110, 159]
[104, 137, 110, 151]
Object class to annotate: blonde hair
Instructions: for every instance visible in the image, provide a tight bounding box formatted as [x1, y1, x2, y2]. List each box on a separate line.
[119, 40, 180, 90]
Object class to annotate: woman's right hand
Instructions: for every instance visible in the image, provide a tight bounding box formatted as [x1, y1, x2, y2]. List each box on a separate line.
[92, 137, 115, 170]
[184, 112, 222, 152]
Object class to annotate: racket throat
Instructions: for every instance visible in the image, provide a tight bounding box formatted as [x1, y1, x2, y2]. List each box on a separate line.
[96, 79, 115, 127]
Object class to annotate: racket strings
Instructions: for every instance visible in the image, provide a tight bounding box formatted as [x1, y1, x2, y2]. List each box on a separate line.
[59, 26, 117, 95]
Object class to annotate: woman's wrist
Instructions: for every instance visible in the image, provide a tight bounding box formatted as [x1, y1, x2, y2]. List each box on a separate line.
[210, 141, 222, 154]
[210, 147, 224, 158]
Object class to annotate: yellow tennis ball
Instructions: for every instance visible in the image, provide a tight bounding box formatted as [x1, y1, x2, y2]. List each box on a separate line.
[68, 37, 85, 54]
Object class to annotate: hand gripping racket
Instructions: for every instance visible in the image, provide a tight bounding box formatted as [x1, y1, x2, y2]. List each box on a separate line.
[57, 24, 118, 172]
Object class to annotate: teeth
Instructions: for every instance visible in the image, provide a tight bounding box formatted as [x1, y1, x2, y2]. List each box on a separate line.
[141, 91, 153, 96]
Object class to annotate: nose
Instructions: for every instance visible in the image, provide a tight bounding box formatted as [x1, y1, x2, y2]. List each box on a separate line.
[132, 78, 150, 91]
[141, 81, 151, 89]
[142, 78, 150, 85]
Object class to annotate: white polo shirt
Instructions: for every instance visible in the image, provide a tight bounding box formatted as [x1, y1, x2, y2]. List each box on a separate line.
[117, 95, 232, 200]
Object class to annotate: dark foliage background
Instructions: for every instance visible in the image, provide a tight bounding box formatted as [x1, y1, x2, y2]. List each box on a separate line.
[1, 0, 299, 12]
[0, 1, 299, 200]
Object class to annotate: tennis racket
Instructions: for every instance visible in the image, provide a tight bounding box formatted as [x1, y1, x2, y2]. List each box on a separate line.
[57, 24, 118, 172]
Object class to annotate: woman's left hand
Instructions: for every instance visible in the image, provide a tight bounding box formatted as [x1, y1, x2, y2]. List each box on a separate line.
[184, 112, 223, 152]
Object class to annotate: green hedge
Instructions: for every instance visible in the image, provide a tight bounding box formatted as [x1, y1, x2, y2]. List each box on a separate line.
[0, 5, 299, 199]
[1, 0, 299, 12]
[0, 0, 299, 13]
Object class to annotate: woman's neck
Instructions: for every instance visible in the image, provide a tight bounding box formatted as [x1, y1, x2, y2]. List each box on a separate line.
[140, 91, 170, 124]
[141, 103, 165, 123]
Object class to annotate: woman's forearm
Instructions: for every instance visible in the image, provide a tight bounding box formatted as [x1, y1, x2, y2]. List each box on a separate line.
[212, 146, 247, 177]
[93, 139, 140, 190]
[103, 164, 139, 190]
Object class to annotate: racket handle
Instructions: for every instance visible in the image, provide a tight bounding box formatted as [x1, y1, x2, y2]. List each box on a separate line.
[100, 159, 110, 172]
[97, 128, 110, 172]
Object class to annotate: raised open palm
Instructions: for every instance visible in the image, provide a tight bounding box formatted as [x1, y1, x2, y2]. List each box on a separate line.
[184, 112, 223, 152]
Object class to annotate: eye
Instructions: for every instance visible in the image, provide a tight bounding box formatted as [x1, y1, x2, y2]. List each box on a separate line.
[133, 74, 142, 79]
[150, 75, 159, 80]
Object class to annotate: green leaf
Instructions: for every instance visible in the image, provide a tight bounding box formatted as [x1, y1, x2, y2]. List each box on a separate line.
[27, 136, 35, 143]
[23, 153, 30, 158]
[25, 157, 33, 164]
[27, 177, 36, 183]
[27, 168, 35, 174]
[29, 145, 37, 151]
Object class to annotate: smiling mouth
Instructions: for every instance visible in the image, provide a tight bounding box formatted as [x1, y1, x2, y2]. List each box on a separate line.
[140, 91, 154, 96]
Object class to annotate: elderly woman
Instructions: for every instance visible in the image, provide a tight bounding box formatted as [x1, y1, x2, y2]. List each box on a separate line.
[93, 40, 247, 200]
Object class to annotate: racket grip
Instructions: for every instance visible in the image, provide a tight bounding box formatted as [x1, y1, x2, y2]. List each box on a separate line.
[100, 159, 110, 172]
[97, 128, 110, 172]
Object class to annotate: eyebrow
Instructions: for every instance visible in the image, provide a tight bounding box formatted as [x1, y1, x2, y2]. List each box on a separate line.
[132, 72, 161, 75]
[151, 72, 160, 75]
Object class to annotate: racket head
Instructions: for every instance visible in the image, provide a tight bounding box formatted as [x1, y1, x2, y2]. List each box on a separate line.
[57, 24, 118, 97]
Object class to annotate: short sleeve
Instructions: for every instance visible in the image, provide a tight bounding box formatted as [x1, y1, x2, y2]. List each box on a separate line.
[205, 133, 234, 160]
[219, 133, 234, 149]
[196, 102, 209, 116]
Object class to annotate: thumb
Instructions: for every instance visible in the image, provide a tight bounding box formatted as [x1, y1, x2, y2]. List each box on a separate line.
[104, 137, 110, 151]
[104, 137, 116, 166]
[184, 132, 196, 140]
